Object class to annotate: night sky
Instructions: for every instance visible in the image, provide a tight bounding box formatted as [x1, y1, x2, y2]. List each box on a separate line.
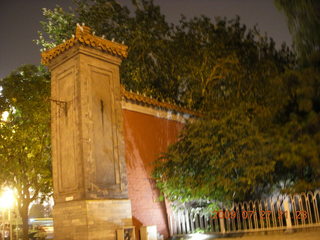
[0, 0, 292, 79]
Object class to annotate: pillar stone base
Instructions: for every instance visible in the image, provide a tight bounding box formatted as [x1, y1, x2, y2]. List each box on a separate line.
[53, 199, 133, 240]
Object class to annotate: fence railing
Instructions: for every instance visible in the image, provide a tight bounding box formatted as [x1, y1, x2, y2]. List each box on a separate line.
[169, 190, 320, 236]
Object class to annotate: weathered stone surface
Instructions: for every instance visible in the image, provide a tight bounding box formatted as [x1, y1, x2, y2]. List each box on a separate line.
[45, 26, 132, 240]
[49, 43, 128, 202]
[53, 199, 132, 240]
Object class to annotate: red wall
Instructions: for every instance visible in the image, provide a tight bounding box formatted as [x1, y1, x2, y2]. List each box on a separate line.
[123, 109, 183, 239]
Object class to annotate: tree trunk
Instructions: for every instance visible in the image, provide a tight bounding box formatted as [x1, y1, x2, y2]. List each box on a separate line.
[20, 204, 29, 240]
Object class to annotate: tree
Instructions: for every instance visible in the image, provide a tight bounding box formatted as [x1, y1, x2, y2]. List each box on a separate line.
[36, 1, 294, 110]
[35, 0, 298, 201]
[36, 0, 175, 101]
[153, 110, 276, 203]
[165, 15, 294, 111]
[149, 5, 320, 203]
[153, 57, 320, 203]
[29, 204, 45, 218]
[274, 0, 320, 64]
[0, 65, 52, 240]
[272, 67, 320, 193]
[272, 0, 320, 192]
[36, 0, 319, 205]
[29, 202, 53, 218]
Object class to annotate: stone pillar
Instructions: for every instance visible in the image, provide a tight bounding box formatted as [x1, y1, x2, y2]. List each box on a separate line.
[42, 25, 132, 240]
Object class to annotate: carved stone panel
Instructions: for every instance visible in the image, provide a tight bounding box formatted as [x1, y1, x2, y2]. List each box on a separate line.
[91, 69, 116, 186]
[51, 63, 83, 202]
[50, 44, 128, 201]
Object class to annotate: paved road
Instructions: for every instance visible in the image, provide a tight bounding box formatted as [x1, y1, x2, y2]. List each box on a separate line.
[172, 228, 320, 240]
[219, 229, 320, 240]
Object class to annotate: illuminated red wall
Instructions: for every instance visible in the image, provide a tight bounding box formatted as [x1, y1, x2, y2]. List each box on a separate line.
[123, 109, 184, 239]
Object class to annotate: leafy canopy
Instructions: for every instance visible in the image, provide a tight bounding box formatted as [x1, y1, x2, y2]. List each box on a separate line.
[154, 66, 320, 202]
[36, 0, 294, 111]
[36, 0, 320, 204]
[0, 65, 51, 240]
[154, 110, 276, 202]
[275, 0, 320, 65]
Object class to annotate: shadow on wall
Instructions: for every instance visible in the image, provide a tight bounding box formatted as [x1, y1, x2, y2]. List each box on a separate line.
[132, 217, 143, 240]
[123, 109, 184, 239]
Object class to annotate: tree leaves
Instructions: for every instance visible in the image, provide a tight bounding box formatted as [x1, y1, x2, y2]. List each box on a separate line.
[153, 110, 276, 202]
[0, 65, 52, 240]
[275, 0, 320, 65]
[36, 1, 294, 110]
[34, 0, 320, 205]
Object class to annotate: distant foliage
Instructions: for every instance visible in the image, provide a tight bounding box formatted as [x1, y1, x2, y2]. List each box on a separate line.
[154, 66, 320, 202]
[0, 65, 52, 240]
[153, 110, 276, 202]
[36, 0, 294, 111]
[275, 0, 320, 65]
[35, 0, 320, 203]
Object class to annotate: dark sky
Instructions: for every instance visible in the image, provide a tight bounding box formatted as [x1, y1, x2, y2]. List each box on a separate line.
[0, 0, 292, 79]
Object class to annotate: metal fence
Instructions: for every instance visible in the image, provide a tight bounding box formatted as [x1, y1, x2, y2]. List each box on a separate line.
[169, 190, 320, 235]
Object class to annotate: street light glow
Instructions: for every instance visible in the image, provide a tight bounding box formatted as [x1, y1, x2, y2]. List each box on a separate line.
[0, 188, 16, 209]
[1, 111, 9, 121]
[189, 233, 211, 240]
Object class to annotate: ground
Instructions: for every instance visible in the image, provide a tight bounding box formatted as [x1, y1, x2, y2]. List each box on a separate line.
[172, 227, 320, 240]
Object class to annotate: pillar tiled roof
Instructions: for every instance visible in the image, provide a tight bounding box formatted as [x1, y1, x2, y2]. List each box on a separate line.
[41, 24, 128, 65]
[41, 24, 200, 117]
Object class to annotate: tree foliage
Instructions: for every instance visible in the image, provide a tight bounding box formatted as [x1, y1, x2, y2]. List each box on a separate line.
[35, 0, 320, 204]
[0, 65, 51, 240]
[275, 0, 320, 64]
[36, 0, 294, 110]
[154, 65, 320, 202]
[272, 67, 320, 193]
[167, 15, 294, 112]
[36, 0, 174, 101]
[154, 110, 276, 202]
[152, 1, 320, 203]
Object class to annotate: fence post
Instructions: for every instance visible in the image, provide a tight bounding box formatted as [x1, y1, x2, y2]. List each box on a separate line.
[169, 214, 173, 236]
[219, 212, 226, 233]
[284, 199, 292, 228]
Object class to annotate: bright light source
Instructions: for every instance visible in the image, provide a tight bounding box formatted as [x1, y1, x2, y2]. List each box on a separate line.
[189, 233, 210, 240]
[1, 111, 9, 121]
[0, 188, 16, 209]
